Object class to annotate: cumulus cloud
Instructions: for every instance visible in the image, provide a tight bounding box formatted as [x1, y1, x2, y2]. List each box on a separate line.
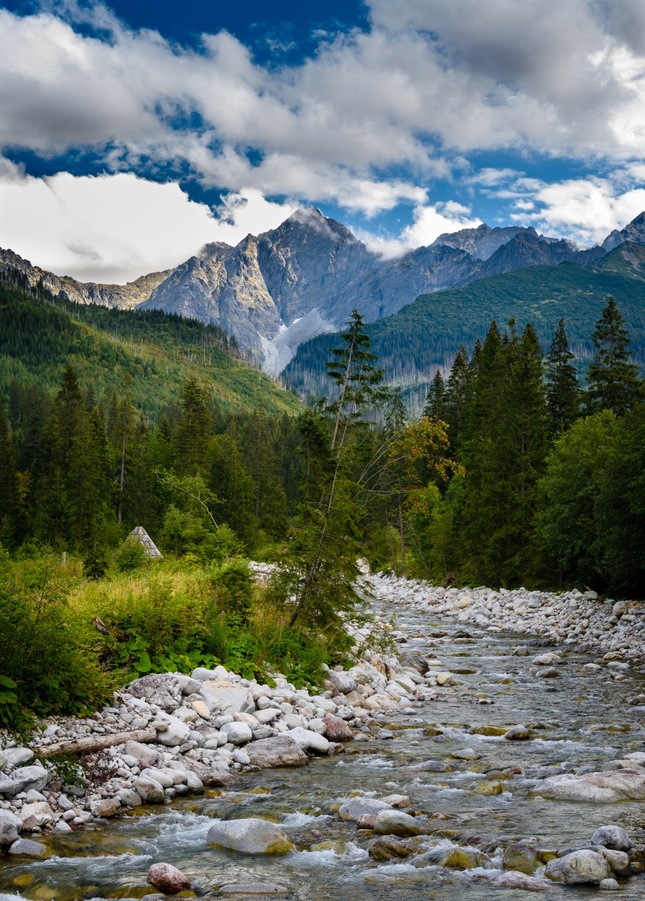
[362, 200, 481, 258]
[1, 0, 645, 272]
[0, 170, 297, 282]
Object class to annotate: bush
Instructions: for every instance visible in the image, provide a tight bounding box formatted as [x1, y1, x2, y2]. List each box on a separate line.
[0, 556, 114, 727]
[114, 537, 148, 573]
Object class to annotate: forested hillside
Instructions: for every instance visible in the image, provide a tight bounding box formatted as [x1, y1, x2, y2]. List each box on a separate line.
[284, 262, 645, 401]
[0, 282, 300, 418]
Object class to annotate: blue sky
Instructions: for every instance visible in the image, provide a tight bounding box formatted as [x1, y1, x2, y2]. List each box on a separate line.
[2, 0, 645, 282]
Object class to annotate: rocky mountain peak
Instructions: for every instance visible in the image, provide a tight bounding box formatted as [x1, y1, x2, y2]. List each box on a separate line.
[602, 211, 645, 252]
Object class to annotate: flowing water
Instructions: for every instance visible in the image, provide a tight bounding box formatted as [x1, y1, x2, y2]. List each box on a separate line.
[2, 595, 645, 900]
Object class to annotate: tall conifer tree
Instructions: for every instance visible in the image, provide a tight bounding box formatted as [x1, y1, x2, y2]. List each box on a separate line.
[545, 318, 581, 434]
[587, 297, 642, 414]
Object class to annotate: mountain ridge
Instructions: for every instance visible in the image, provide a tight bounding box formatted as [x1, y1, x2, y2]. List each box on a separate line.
[4, 207, 645, 374]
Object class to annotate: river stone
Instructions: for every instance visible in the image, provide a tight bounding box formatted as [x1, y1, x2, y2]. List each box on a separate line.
[327, 671, 357, 695]
[8, 838, 47, 857]
[503, 843, 539, 874]
[368, 836, 415, 861]
[545, 850, 612, 884]
[505, 724, 533, 741]
[0, 765, 50, 798]
[286, 727, 330, 754]
[493, 872, 551, 892]
[4, 747, 34, 768]
[90, 798, 121, 818]
[221, 722, 253, 745]
[19, 801, 54, 829]
[437, 847, 488, 869]
[127, 673, 183, 711]
[219, 884, 290, 895]
[117, 788, 143, 807]
[374, 809, 423, 837]
[599, 877, 620, 891]
[0, 810, 23, 845]
[207, 818, 294, 854]
[200, 681, 255, 716]
[134, 774, 165, 803]
[147, 862, 192, 894]
[123, 740, 158, 766]
[591, 825, 633, 851]
[154, 713, 191, 747]
[322, 714, 353, 741]
[536, 771, 645, 802]
[338, 797, 392, 821]
[399, 650, 430, 674]
[246, 736, 308, 768]
[598, 848, 631, 877]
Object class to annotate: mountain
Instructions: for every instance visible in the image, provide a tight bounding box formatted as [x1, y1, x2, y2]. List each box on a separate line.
[0, 281, 300, 419]
[0, 247, 170, 309]
[141, 209, 587, 369]
[284, 261, 645, 409]
[5, 209, 645, 377]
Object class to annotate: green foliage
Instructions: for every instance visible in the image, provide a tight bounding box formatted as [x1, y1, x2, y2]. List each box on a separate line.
[0, 281, 301, 418]
[0, 556, 114, 727]
[114, 537, 149, 573]
[285, 263, 645, 398]
[587, 297, 643, 414]
[545, 318, 581, 434]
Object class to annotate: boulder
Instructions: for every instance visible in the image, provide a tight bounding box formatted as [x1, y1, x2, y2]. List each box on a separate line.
[123, 740, 158, 766]
[399, 651, 430, 675]
[19, 801, 54, 829]
[221, 722, 253, 745]
[0, 765, 50, 798]
[147, 862, 191, 894]
[134, 774, 166, 804]
[207, 818, 294, 854]
[154, 713, 191, 747]
[200, 681, 255, 716]
[286, 727, 330, 754]
[536, 771, 645, 802]
[493, 872, 550, 892]
[322, 715, 353, 741]
[374, 809, 423, 837]
[502, 842, 539, 874]
[545, 850, 612, 885]
[246, 736, 308, 768]
[338, 797, 392, 821]
[8, 838, 47, 857]
[591, 825, 633, 851]
[127, 673, 183, 711]
[368, 836, 415, 861]
[3, 747, 34, 769]
[0, 810, 23, 846]
[89, 798, 121, 818]
[327, 671, 357, 695]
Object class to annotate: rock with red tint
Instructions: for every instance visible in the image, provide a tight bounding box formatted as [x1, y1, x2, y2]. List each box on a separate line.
[322, 714, 353, 741]
[147, 862, 192, 894]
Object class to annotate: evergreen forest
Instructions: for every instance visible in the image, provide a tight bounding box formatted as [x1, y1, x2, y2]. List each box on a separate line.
[1, 283, 645, 729]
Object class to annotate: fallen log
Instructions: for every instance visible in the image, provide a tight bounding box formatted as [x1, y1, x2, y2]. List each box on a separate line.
[34, 727, 157, 757]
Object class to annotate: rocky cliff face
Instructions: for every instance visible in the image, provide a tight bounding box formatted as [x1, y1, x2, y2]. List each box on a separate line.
[0, 247, 169, 309]
[6, 208, 645, 374]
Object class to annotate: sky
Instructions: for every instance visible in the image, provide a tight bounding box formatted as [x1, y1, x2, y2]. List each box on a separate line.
[2, 0, 645, 283]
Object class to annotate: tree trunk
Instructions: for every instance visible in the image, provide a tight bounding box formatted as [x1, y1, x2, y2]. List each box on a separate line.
[35, 727, 157, 757]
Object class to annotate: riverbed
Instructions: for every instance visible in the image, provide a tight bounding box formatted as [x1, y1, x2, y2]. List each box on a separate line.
[2, 575, 645, 900]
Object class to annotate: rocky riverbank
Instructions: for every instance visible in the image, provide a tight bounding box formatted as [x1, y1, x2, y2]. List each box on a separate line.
[2, 572, 645, 895]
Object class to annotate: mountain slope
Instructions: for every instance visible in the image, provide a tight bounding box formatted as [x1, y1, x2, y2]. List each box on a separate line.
[0, 247, 170, 309]
[0, 282, 300, 418]
[284, 262, 645, 402]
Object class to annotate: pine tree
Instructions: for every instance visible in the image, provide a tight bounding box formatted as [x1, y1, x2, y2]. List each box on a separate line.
[443, 345, 471, 448]
[0, 407, 19, 546]
[423, 371, 446, 421]
[545, 318, 581, 434]
[175, 378, 212, 477]
[587, 297, 642, 415]
[459, 321, 548, 585]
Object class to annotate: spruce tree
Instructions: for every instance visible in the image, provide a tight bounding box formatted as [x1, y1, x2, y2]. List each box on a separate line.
[175, 378, 212, 477]
[443, 345, 471, 448]
[423, 371, 446, 421]
[545, 318, 581, 434]
[0, 407, 19, 546]
[587, 297, 642, 415]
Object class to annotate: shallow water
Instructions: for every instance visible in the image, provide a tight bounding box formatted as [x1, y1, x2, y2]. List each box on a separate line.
[2, 593, 645, 900]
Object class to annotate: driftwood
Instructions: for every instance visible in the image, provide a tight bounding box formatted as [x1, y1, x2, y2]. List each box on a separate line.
[35, 727, 157, 758]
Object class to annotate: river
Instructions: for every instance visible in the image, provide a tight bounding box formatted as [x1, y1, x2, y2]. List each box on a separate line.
[1, 579, 644, 900]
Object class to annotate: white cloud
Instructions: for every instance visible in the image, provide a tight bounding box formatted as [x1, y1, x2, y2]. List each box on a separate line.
[362, 200, 481, 258]
[0, 170, 296, 282]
